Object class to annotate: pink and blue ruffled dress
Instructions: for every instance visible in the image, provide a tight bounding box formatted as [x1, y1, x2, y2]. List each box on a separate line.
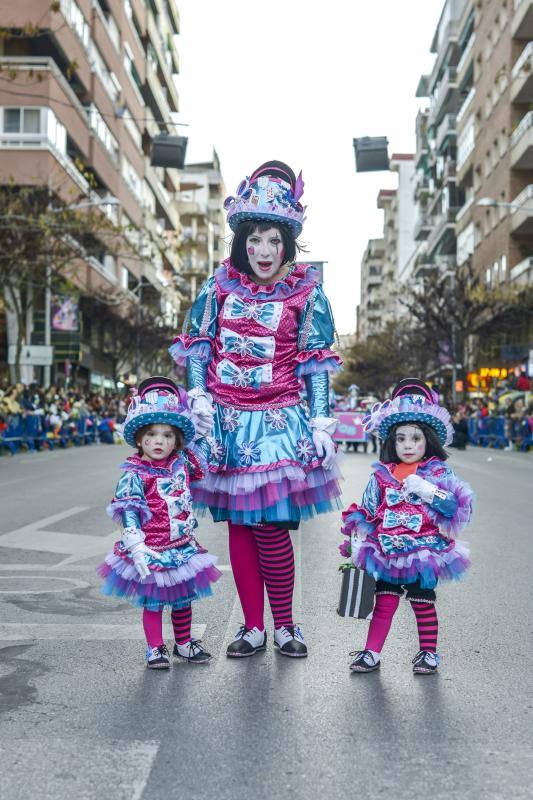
[341, 458, 473, 589]
[97, 453, 221, 610]
[169, 260, 343, 527]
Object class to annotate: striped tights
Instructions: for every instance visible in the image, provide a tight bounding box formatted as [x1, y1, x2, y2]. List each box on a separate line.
[365, 594, 439, 654]
[228, 523, 295, 629]
[142, 604, 192, 648]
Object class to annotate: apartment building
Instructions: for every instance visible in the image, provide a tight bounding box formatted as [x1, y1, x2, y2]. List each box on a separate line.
[178, 150, 226, 317]
[419, 0, 532, 374]
[356, 155, 417, 342]
[356, 238, 386, 341]
[415, 0, 470, 282]
[0, 0, 186, 386]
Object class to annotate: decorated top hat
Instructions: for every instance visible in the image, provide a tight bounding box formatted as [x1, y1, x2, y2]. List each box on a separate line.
[122, 376, 196, 448]
[362, 378, 453, 446]
[224, 160, 306, 236]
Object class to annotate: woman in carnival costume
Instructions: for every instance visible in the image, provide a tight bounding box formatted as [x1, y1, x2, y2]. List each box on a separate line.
[169, 161, 342, 658]
[341, 379, 473, 674]
[97, 376, 221, 669]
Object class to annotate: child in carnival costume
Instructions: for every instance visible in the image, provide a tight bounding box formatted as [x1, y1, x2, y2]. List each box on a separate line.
[341, 379, 473, 674]
[97, 376, 221, 669]
[169, 161, 343, 659]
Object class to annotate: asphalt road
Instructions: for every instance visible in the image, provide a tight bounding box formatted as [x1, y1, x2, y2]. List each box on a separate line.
[0, 442, 531, 799]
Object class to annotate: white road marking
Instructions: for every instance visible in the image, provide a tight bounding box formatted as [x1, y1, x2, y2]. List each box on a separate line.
[0, 576, 90, 594]
[0, 622, 207, 641]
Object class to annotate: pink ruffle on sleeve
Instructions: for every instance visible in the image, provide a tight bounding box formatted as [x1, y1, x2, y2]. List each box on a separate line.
[168, 335, 213, 367]
[295, 349, 343, 377]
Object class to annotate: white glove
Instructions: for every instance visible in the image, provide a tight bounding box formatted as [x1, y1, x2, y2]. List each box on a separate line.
[189, 391, 215, 437]
[129, 541, 162, 579]
[402, 474, 436, 504]
[312, 429, 336, 470]
[121, 527, 161, 579]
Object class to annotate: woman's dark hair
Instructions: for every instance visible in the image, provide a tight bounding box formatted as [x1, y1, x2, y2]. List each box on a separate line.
[379, 421, 448, 463]
[230, 220, 300, 275]
[135, 423, 184, 456]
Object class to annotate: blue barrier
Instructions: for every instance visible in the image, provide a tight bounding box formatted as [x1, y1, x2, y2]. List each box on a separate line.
[467, 416, 531, 450]
[0, 413, 110, 454]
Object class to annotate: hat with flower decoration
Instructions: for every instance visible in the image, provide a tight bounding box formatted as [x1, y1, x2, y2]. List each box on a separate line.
[224, 160, 306, 236]
[123, 376, 196, 447]
[362, 378, 454, 446]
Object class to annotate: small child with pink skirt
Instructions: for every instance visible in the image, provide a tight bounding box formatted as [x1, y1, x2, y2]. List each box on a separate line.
[97, 376, 221, 669]
[341, 379, 474, 675]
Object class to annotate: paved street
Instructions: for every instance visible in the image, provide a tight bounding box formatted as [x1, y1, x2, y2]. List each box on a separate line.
[0, 443, 531, 799]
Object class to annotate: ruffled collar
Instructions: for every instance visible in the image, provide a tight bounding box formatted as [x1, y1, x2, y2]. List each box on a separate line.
[215, 258, 319, 301]
[121, 453, 183, 476]
[373, 457, 440, 484]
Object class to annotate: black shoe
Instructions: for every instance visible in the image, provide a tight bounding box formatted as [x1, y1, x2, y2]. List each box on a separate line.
[173, 639, 212, 664]
[349, 650, 380, 672]
[412, 650, 439, 674]
[273, 626, 308, 658]
[226, 625, 267, 658]
[146, 644, 170, 669]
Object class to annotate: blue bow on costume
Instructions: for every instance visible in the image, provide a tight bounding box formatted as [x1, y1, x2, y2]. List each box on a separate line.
[217, 358, 272, 389]
[379, 532, 448, 556]
[385, 487, 423, 507]
[220, 327, 275, 360]
[223, 294, 282, 331]
[382, 508, 423, 533]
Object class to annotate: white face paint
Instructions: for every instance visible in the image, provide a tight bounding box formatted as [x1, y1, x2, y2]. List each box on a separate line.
[394, 425, 427, 464]
[246, 227, 286, 283]
[139, 424, 176, 461]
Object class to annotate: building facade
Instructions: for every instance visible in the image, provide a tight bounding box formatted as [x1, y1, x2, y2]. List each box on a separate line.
[0, 0, 191, 387]
[416, 0, 533, 380]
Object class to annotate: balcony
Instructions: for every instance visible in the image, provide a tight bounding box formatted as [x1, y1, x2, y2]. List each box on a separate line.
[455, 195, 475, 230]
[510, 256, 533, 284]
[511, 41, 533, 103]
[510, 184, 533, 234]
[456, 86, 476, 127]
[457, 116, 476, 174]
[457, 33, 476, 83]
[414, 213, 432, 241]
[511, 111, 533, 169]
[436, 113, 457, 153]
[512, 0, 533, 40]
[426, 208, 458, 256]
[429, 67, 459, 127]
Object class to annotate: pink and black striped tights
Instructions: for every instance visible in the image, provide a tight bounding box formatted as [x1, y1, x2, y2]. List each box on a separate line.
[228, 523, 295, 630]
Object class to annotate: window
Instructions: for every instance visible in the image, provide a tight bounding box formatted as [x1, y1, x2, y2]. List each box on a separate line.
[124, 41, 143, 98]
[60, 0, 90, 51]
[90, 44, 119, 103]
[499, 129, 508, 157]
[1, 107, 66, 152]
[3, 107, 40, 133]
[88, 104, 119, 162]
[121, 105, 142, 149]
[485, 267, 492, 287]
[122, 156, 143, 204]
[500, 254, 507, 282]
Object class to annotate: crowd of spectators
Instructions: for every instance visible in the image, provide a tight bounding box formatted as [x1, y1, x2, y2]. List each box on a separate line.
[0, 383, 129, 451]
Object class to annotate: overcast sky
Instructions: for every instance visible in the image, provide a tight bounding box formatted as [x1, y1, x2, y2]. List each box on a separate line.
[176, 0, 444, 334]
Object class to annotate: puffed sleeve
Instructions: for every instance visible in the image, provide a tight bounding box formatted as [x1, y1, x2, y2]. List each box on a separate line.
[106, 470, 151, 528]
[339, 475, 380, 557]
[168, 276, 218, 367]
[425, 463, 474, 538]
[296, 284, 343, 377]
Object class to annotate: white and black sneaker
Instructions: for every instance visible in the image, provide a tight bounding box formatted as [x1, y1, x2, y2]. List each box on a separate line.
[412, 650, 440, 674]
[273, 625, 308, 658]
[349, 650, 380, 673]
[173, 639, 212, 664]
[226, 625, 267, 658]
[146, 644, 170, 669]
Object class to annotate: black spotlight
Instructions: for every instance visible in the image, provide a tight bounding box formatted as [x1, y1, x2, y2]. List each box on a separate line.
[353, 137, 389, 172]
[151, 134, 188, 169]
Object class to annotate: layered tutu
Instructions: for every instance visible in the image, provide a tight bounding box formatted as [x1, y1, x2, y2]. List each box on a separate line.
[194, 402, 343, 526]
[350, 534, 470, 590]
[97, 542, 222, 611]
